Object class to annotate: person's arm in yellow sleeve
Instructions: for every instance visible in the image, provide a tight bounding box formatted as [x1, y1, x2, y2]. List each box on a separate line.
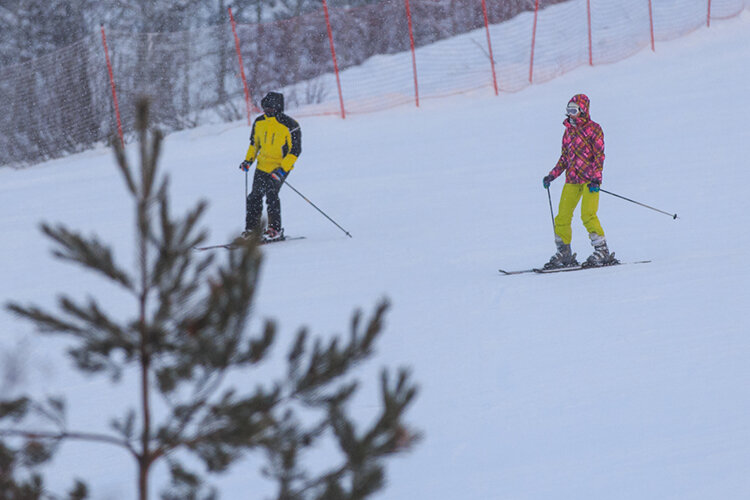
[245, 144, 257, 163]
[244, 119, 259, 162]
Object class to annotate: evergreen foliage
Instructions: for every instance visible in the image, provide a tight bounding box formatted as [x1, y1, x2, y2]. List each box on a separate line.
[1, 99, 419, 499]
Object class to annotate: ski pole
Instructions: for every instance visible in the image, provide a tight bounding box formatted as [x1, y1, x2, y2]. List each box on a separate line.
[599, 188, 678, 219]
[283, 180, 352, 238]
[545, 187, 556, 233]
[244, 170, 249, 229]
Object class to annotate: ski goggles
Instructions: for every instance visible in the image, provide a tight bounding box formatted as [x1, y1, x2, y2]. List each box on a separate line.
[566, 102, 581, 116]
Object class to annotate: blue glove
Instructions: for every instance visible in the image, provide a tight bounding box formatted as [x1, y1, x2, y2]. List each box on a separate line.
[270, 167, 287, 186]
[587, 181, 600, 193]
[543, 175, 553, 189]
[239, 160, 253, 172]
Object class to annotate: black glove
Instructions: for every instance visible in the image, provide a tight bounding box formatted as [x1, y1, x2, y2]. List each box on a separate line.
[587, 181, 600, 193]
[543, 175, 553, 189]
[270, 167, 287, 187]
[239, 160, 253, 172]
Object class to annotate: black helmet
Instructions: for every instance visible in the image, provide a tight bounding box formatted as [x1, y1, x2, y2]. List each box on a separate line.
[261, 92, 284, 114]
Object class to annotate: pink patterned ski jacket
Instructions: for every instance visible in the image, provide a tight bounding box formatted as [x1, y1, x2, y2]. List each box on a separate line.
[547, 94, 605, 185]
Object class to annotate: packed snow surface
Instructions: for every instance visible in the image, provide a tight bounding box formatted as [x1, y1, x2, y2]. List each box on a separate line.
[1, 10, 749, 500]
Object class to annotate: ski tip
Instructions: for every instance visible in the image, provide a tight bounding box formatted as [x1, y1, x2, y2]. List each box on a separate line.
[498, 268, 536, 275]
[194, 244, 236, 251]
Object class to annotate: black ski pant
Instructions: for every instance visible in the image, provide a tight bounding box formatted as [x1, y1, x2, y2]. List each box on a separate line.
[246, 169, 282, 231]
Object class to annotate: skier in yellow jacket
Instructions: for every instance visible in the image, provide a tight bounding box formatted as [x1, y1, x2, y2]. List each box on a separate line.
[239, 92, 301, 241]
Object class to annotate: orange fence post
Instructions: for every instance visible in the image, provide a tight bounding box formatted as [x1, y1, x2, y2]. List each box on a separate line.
[481, 0, 499, 95]
[707, 0, 712, 27]
[529, 0, 540, 83]
[322, 0, 346, 119]
[404, 0, 420, 107]
[586, 0, 593, 65]
[100, 25, 124, 149]
[647, 0, 655, 51]
[228, 7, 254, 126]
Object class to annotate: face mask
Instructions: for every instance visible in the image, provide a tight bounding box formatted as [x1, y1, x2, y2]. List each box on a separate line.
[566, 102, 581, 117]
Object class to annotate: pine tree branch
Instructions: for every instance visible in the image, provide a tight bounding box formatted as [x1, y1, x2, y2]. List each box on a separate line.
[6, 303, 86, 335]
[153, 383, 281, 470]
[291, 300, 389, 399]
[27, 397, 66, 430]
[112, 135, 137, 196]
[7, 296, 136, 377]
[0, 428, 137, 458]
[153, 368, 233, 458]
[58, 296, 131, 343]
[0, 397, 30, 421]
[40, 223, 134, 291]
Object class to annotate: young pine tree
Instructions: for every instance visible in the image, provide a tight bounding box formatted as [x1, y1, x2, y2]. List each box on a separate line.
[2, 99, 419, 500]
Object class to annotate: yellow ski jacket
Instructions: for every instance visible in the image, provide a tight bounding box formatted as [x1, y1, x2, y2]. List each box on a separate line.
[244, 113, 301, 173]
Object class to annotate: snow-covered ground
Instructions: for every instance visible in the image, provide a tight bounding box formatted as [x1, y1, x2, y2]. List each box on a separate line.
[2, 9, 750, 500]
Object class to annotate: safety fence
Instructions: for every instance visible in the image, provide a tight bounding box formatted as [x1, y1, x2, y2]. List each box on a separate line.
[0, 0, 746, 167]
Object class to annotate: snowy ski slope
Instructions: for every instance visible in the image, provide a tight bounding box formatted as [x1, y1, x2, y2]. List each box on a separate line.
[1, 10, 750, 500]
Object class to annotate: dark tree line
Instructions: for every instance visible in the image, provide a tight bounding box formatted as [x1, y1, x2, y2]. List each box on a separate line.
[0, 0, 567, 167]
[0, 0, 368, 65]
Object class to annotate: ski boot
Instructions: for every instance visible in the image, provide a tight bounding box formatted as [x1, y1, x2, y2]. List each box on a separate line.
[262, 227, 285, 243]
[543, 238, 579, 270]
[582, 233, 619, 268]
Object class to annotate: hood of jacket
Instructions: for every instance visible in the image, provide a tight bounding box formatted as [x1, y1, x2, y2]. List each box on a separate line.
[566, 93, 590, 124]
[261, 92, 284, 113]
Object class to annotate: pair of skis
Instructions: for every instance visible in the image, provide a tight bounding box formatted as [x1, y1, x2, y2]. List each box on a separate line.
[499, 260, 651, 275]
[194, 235, 305, 251]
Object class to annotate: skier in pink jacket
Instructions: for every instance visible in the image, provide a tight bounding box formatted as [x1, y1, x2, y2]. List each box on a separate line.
[542, 94, 617, 268]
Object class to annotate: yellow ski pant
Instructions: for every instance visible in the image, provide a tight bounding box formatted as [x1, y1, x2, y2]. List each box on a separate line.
[554, 183, 605, 244]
